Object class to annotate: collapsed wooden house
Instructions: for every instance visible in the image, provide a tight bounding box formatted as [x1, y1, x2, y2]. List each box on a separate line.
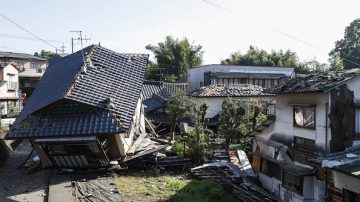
[6, 45, 148, 169]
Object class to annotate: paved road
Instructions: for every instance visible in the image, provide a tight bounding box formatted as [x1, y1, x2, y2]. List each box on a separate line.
[0, 141, 50, 202]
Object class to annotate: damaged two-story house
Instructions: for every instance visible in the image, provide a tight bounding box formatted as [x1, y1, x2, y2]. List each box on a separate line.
[251, 69, 360, 202]
[6, 45, 148, 169]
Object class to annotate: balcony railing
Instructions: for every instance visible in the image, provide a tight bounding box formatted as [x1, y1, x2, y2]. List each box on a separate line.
[7, 81, 17, 91]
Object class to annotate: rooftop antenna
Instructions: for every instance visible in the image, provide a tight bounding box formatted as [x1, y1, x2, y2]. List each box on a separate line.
[70, 30, 90, 72]
[60, 43, 66, 54]
[69, 31, 91, 53]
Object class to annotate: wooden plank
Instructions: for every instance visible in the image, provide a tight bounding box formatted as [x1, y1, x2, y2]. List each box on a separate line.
[127, 132, 148, 156]
[124, 145, 169, 162]
[145, 118, 158, 138]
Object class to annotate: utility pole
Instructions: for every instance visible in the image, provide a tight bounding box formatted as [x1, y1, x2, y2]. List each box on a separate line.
[60, 43, 66, 54]
[69, 31, 91, 53]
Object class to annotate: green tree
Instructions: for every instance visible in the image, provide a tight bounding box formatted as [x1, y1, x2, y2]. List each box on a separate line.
[165, 93, 195, 141]
[34, 50, 55, 60]
[146, 36, 203, 82]
[298, 59, 328, 74]
[330, 18, 360, 69]
[222, 46, 329, 74]
[219, 98, 266, 153]
[329, 53, 344, 71]
[221, 46, 299, 68]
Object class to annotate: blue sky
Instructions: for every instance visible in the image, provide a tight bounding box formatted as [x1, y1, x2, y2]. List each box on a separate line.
[0, 0, 359, 64]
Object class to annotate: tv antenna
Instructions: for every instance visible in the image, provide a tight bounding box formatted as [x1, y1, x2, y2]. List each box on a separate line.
[69, 31, 91, 53]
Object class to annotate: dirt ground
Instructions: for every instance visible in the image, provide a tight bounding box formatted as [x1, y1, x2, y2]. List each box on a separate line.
[115, 172, 190, 202]
[0, 141, 50, 202]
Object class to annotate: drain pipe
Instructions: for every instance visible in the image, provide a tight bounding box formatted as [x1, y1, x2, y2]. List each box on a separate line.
[325, 100, 329, 201]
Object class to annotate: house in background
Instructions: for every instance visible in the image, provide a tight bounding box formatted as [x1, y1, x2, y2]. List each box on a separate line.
[0, 62, 20, 117]
[141, 81, 188, 134]
[6, 45, 148, 169]
[251, 70, 360, 202]
[315, 148, 360, 201]
[187, 64, 295, 92]
[189, 84, 274, 128]
[0, 51, 48, 97]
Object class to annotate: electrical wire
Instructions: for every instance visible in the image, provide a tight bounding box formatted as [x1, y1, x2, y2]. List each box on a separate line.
[0, 33, 65, 43]
[0, 12, 57, 50]
[200, 0, 360, 67]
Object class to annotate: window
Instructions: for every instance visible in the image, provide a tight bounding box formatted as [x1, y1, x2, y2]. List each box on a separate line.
[282, 170, 302, 194]
[17, 61, 24, 70]
[294, 136, 316, 150]
[7, 74, 16, 90]
[260, 158, 282, 180]
[31, 63, 41, 69]
[293, 106, 316, 129]
[343, 189, 360, 202]
[271, 79, 275, 87]
[200, 82, 203, 87]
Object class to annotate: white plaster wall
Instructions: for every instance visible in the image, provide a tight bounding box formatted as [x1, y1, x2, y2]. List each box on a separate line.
[123, 97, 144, 154]
[256, 93, 331, 153]
[333, 170, 360, 194]
[314, 179, 325, 202]
[0, 64, 19, 99]
[192, 97, 250, 118]
[345, 76, 360, 103]
[192, 96, 273, 118]
[187, 65, 294, 92]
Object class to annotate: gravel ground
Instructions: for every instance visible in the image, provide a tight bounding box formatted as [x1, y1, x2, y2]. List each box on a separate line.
[0, 141, 50, 202]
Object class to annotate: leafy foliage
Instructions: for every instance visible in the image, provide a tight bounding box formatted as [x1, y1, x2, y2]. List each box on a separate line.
[219, 98, 266, 152]
[221, 46, 329, 74]
[146, 36, 203, 82]
[330, 18, 360, 69]
[34, 50, 55, 60]
[165, 93, 195, 141]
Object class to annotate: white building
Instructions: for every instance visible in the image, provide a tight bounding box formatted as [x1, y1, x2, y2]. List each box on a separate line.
[187, 64, 295, 92]
[0, 51, 47, 97]
[0, 62, 19, 117]
[189, 84, 274, 119]
[251, 69, 360, 202]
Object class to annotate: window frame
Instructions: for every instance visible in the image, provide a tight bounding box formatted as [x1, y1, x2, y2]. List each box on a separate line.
[282, 169, 303, 195]
[31, 63, 41, 69]
[293, 105, 316, 130]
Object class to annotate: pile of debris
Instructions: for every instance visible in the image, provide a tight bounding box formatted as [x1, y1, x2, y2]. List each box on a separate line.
[190, 151, 276, 202]
[190, 84, 272, 97]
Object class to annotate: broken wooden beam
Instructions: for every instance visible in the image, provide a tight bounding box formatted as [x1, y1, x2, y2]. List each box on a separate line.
[145, 118, 159, 138]
[127, 133, 148, 156]
[124, 145, 169, 162]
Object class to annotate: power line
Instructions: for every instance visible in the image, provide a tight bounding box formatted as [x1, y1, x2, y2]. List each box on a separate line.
[200, 0, 360, 67]
[0, 33, 65, 43]
[0, 12, 57, 50]
[0, 45, 26, 53]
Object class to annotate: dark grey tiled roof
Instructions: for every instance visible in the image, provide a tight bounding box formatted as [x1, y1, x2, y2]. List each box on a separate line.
[163, 82, 187, 95]
[142, 80, 170, 100]
[0, 51, 47, 61]
[143, 94, 167, 113]
[267, 69, 360, 94]
[9, 45, 148, 138]
[190, 84, 272, 97]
